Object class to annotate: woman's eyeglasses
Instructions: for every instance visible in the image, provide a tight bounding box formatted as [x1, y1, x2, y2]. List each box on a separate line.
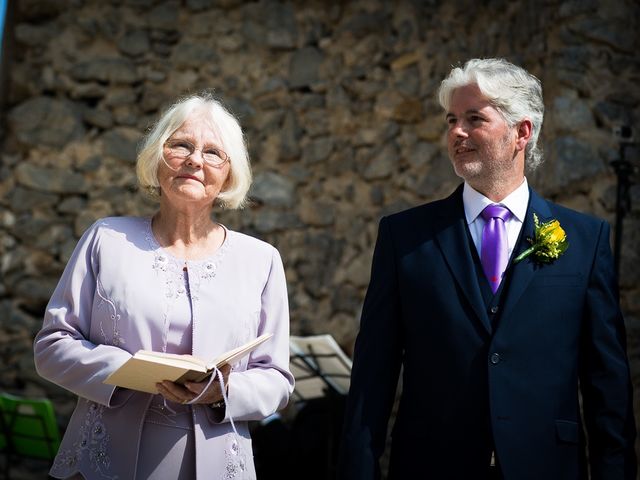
[164, 139, 230, 167]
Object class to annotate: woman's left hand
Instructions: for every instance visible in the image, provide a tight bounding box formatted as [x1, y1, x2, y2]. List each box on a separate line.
[156, 364, 231, 405]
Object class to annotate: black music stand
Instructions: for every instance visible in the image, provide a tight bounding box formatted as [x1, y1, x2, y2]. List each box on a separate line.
[289, 334, 352, 402]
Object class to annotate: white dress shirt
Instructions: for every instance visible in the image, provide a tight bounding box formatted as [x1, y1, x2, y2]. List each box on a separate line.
[463, 178, 530, 260]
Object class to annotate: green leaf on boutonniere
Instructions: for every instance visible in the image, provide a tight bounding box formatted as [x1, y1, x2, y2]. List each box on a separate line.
[514, 213, 569, 264]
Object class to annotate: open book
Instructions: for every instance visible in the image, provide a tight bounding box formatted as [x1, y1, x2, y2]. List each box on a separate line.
[104, 333, 273, 394]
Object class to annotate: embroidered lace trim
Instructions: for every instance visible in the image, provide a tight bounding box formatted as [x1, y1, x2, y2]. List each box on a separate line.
[52, 400, 117, 479]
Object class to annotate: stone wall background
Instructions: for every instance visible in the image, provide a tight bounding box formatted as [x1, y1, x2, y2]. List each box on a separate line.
[0, 0, 638, 473]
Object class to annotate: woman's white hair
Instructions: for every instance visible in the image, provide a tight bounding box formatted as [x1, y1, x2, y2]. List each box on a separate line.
[136, 93, 252, 209]
[438, 58, 545, 171]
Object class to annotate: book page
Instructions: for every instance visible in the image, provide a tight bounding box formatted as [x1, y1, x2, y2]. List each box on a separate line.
[104, 358, 209, 394]
[134, 350, 209, 370]
[208, 333, 274, 369]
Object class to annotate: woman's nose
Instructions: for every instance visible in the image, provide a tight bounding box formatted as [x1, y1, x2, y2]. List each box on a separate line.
[185, 150, 204, 167]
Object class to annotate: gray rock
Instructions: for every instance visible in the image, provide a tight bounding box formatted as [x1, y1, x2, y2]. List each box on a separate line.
[57, 196, 87, 214]
[408, 141, 439, 169]
[253, 210, 302, 233]
[83, 108, 114, 129]
[340, 12, 388, 38]
[118, 30, 151, 57]
[298, 199, 335, 227]
[8, 97, 85, 148]
[280, 111, 303, 161]
[412, 155, 460, 198]
[301, 109, 329, 138]
[287, 164, 312, 184]
[113, 106, 140, 127]
[14, 23, 56, 47]
[14, 164, 88, 194]
[70, 58, 139, 84]
[146, 69, 167, 83]
[140, 87, 170, 113]
[250, 171, 296, 207]
[551, 95, 594, 132]
[557, 0, 597, 18]
[101, 129, 142, 163]
[70, 83, 108, 101]
[594, 101, 633, 128]
[103, 88, 138, 108]
[570, 17, 635, 53]
[370, 185, 384, 206]
[363, 143, 399, 180]
[186, 0, 215, 11]
[289, 47, 324, 89]
[331, 283, 362, 314]
[302, 137, 334, 164]
[13, 276, 58, 311]
[550, 136, 606, 186]
[11, 215, 53, 245]
[297, 232, 344, 295]
[34, 223, 74, 251]
[148, 2, 181, 31]
[265, 3, 297, 49]
[8, 187, 59, 212]
[393, 65, 421, 97]
[171, 42, 219, 69]
[76, 155, 103, 173]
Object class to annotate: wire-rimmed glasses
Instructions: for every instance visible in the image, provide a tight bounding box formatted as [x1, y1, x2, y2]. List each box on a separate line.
[164, 139, 230, 167]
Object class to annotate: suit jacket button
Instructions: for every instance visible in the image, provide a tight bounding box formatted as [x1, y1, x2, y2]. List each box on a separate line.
[490, 306, 499, 314]
[490, 353, 501, 365]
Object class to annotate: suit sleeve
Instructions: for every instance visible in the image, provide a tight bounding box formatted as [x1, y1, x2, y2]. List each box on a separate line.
[579, 220, 637, 480]
[338, 216, 403, 480]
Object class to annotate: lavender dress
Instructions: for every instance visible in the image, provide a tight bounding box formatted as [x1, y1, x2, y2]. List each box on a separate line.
[34, 217, 294, 479]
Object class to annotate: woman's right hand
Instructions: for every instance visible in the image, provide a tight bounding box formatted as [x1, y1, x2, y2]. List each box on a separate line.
[156, 363, 231, 405]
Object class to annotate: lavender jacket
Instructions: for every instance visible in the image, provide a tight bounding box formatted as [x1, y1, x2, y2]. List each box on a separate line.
[34, 217, 294, 479]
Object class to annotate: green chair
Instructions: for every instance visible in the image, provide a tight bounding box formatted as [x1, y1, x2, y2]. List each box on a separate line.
[0, 392, 60, 479]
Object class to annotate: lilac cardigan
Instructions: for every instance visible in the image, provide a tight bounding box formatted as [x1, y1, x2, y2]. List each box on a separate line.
[34, 217, 294, 479]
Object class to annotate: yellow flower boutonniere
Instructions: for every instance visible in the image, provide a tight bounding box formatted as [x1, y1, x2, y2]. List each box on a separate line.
[514, 214, 569, 264]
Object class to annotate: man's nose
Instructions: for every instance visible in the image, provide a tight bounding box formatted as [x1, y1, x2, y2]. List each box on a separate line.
[450, 121, 469, 138]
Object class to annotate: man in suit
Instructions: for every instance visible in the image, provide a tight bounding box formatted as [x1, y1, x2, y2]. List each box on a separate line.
[339, 58, 636, 479]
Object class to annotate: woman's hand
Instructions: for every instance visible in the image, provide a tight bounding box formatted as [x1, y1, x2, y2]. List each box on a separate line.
[156, 364, 231, 405]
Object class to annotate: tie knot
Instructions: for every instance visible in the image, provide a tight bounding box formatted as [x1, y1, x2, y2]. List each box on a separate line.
[481, 204, 511, 222]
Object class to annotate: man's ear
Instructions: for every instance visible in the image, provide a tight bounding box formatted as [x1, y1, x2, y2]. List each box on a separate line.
[515, 119, 533, 152]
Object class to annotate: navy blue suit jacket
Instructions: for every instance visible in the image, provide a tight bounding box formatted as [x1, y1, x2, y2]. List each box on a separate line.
[339, 185, 636, 480]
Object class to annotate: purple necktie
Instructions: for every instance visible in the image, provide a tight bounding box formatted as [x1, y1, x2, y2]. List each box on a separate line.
[481, 204, 512, 293]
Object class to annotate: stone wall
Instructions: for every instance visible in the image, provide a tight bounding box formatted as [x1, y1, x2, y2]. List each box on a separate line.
[0, 0, 639, 471]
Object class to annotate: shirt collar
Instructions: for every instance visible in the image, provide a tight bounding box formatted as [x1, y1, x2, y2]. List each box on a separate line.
[463, 177, 529, 225]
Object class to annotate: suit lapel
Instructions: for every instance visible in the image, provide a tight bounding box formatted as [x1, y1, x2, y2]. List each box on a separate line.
[434, 186, 492, 334]
[500, 188, 552, 321]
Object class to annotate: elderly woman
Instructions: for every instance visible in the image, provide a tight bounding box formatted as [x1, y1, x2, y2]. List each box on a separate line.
[34, 94, 293, 479]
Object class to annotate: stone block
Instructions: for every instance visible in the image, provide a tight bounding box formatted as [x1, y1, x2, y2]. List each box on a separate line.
[8, 97, 85, 149]
[14, 164, 88, 194]
[250, 171, 296, 207]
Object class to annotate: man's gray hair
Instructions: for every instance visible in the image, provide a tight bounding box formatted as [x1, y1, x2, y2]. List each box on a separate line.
[438, 58, 545, 171]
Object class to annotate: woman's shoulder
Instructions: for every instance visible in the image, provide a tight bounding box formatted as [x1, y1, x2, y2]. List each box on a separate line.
[83, 216, 150, 243]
